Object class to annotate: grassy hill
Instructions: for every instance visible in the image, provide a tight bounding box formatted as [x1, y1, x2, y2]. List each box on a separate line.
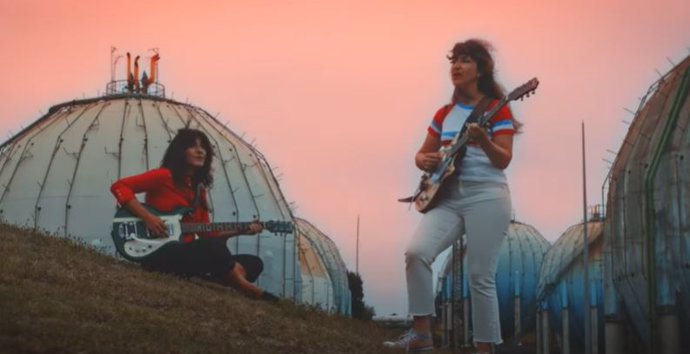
[0, 223, 410, 354]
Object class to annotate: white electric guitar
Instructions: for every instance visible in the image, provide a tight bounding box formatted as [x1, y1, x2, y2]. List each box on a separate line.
[111, 205, 294, 262]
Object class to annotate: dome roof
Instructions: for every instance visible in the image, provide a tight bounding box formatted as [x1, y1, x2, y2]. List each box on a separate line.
[536, 220, 603, 297]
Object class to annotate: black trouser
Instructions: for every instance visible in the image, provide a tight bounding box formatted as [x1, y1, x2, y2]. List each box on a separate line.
[142, 237, 236, 278]
[141, 238, 264, 283]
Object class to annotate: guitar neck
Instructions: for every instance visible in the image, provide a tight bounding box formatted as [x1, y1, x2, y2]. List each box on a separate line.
[448, 97, 509, 156]
[181, 221, 258, 234]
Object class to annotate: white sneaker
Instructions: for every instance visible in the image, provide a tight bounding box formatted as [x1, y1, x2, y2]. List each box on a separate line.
[382, 329, 433, 352]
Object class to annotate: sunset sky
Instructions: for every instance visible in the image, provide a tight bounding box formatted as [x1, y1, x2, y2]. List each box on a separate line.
[1, 0, 689, 317]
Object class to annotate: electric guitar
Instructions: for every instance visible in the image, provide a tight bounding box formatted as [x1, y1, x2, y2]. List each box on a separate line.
[111, 205, 294, 262]
[400, 78, 539, 213]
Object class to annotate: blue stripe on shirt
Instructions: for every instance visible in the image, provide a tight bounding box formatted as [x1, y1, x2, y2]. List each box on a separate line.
[430, 120, 442, 133]
[492, 120, 514, 132]
[441, 131, 459, 139]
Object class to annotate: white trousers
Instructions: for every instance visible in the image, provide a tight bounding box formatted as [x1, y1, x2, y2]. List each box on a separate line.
[405, 179, 511, 344]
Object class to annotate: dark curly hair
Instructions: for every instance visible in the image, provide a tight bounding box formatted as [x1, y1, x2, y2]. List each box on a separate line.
[161, 128, 214, 189]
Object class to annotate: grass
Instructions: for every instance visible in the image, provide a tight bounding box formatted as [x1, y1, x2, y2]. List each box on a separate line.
[0, 223, 417, 354]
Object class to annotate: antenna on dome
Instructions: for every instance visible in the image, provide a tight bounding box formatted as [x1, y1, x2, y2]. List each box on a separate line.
[110, 46, 122, 83]
[105, 48, 165, 98]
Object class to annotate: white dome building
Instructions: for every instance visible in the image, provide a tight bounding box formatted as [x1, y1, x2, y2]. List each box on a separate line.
[0, 68, 301, 299]
[296, 221, 337, 312]
[295, 218, 352, 316]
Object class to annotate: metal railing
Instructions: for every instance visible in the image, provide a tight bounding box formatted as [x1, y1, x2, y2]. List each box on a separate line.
[105, 80, 165, 98]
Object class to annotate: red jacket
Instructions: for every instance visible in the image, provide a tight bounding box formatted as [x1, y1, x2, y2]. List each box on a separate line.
[111, 168, 217, 242]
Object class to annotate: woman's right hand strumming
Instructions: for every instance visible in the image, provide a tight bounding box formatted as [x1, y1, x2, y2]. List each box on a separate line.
[143, 214, 168, 238]
[415, 151, 444, 172]
[122, 198, 168, 238]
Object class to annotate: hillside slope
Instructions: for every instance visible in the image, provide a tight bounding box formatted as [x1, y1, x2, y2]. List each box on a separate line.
[0, 224, 404, 354]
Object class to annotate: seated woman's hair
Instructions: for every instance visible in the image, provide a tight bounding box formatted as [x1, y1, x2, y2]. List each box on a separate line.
[162, 128, 215, 187]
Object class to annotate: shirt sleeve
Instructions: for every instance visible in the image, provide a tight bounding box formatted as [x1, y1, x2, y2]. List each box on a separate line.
[427, 105, 451, 138]
[489, 103, 516, 137]
[110, 168, 172, 205]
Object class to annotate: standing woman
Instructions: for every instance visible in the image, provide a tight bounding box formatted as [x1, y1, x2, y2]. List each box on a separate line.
[110, 128, 278, 301]
[384, 39, 520, 353]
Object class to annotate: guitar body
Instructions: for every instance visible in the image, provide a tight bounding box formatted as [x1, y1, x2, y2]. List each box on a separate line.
[414, 159, 457, 213]
[111, 205, 193, 262]
[111, 205, 294, 262]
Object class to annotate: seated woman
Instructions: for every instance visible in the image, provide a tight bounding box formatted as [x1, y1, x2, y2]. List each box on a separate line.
[110, 128, 278, 301]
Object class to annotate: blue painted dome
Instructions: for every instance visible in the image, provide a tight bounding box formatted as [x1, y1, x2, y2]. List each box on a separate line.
[436, 220, 550, 341]
[537, 219, 604, 353]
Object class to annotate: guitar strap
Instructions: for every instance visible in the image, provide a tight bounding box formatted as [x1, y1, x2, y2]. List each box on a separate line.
[192, 182, 205, 211]
[452, 96, 493, 170]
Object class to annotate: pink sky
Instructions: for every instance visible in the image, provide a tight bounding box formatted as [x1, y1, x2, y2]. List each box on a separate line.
[1, 0, 689, 316]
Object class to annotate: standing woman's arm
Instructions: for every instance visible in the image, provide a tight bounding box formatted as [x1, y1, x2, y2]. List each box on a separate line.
[415, 133, 443, 172]
[467, 127, 513, 169]
[466, 104, 516, 170]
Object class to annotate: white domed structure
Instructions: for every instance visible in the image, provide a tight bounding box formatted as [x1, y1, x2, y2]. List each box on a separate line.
[295, 218, 352, 315]
[0, 71, 299, 298]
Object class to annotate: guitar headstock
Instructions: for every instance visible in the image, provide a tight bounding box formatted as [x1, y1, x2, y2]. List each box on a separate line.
[264, 220, 295, 234]
[507, 77, 539, 102]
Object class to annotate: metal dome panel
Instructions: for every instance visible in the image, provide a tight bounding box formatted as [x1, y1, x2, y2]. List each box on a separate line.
[295, 218, 352, 316]
[536, 220, 605, 353]
[436, 220, 551, 343]
[605, 54, 690, 350]
[297, 228, 336, 312]
[537, 221, 603, 297]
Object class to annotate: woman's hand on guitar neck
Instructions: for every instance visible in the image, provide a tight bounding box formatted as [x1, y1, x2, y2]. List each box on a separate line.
[466, 123, 490, 144]
[221, 220, 264, 237]
[245, 221, 263, 235]
[467, 122, 514, 170]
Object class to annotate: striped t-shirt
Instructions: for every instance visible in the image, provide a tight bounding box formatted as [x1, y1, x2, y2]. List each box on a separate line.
[427, 100, 515, 184]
